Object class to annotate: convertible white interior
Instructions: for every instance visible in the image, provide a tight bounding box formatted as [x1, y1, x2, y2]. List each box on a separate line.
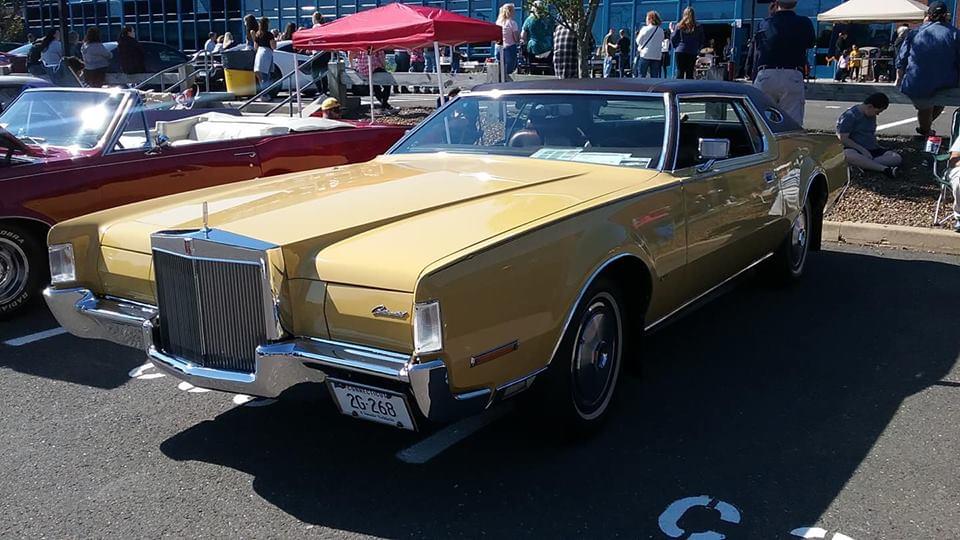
[152, 113, 355, 147]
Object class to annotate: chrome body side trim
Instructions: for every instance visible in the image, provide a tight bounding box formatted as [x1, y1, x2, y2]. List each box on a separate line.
[43, 286, 489, 426]
[643, 252, 774, 332]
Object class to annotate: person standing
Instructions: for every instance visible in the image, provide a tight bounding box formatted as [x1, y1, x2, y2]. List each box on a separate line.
[601, 28, 617, 77]
[204, 32, 217, 53]
[834, 31, 848, 58]
[661, 28, 672, 77]
[521, 1, 553, 66]
[39, 29, 63, 79]
[354, 49, 391, 110]
[670, 8, 704, 79]
[66, 30, 81, 58]
[80, 27, 111, 88]
[552, 23, 577, 79]
[282, 23, 296, 42]
[749, 0, 816, 126]
[243, 14, 259, 50]
[897, 1, 960, 137]
[616, 29, 631, 77]
[253, 17, 276, 97]
[117, 26, 145, 75]
[496, 3, 520, 75]
[635, 11, 664, 78]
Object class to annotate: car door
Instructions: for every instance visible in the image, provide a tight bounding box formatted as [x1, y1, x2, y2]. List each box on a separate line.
[94, 108, 262, 211]
[674, 95, 783, 299]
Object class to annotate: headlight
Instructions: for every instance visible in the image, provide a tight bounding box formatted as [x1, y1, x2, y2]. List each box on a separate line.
[48, 243, 76, 284]
[413, 300, 442, 354]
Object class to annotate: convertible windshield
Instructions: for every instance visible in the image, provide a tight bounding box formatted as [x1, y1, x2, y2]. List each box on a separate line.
[391, 93, 667, 169]
[0, 90, 123, 149]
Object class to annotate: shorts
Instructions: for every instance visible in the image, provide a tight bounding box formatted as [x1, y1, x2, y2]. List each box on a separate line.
[910, 89, 948, 110]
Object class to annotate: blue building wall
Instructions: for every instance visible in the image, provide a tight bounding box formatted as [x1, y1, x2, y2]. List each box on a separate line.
[24, 0, 852, 64]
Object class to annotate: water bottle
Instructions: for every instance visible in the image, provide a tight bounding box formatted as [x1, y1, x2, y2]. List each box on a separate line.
[925, 135, 942, 154]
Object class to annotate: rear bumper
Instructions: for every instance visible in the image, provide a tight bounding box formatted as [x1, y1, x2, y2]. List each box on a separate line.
[43, 287, 490, 424]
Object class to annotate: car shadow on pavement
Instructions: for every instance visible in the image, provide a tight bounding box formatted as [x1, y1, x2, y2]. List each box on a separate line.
[160, 250, 960, 537]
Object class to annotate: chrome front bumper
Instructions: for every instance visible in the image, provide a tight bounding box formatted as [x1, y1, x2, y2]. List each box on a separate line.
[43, 287, 490, 424]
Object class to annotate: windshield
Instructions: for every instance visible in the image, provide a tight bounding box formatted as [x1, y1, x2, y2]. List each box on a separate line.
[391, 93, 667, 169]
[0, 90, 123, 149]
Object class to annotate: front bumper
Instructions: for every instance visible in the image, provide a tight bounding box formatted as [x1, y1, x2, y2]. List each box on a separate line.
[43, 287, 490, 424]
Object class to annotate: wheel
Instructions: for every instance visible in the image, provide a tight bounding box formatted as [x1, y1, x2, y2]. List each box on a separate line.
[0, 223, 45, 319]
[535, 279, 626, 435]
[769, 196, 813, 281]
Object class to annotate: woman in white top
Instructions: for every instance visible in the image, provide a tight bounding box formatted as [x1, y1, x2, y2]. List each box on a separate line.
[495, 3, 520, 75]
[80, 27, 112, 87]
[634, 11, 665, 78]
[39, 30, 63, 79]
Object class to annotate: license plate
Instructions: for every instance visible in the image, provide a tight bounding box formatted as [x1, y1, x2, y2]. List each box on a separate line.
[327, 379, 417, 431]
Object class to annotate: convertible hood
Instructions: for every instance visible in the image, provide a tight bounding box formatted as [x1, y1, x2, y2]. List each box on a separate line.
[99, 154, 659, 290]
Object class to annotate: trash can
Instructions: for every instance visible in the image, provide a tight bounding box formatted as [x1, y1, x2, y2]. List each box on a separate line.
[222, 49, 257, 97]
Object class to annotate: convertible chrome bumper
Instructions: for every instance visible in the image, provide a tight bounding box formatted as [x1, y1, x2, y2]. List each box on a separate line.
[43, 287, 490, 424]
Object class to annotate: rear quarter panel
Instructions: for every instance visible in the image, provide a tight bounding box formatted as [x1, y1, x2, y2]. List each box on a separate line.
[774, 131, 848, 223]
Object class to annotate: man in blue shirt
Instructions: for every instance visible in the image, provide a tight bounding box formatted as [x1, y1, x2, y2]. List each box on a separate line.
[836, 93, 901, 178]
[749, 0, 816, 126]
[896, 1, 960, 137]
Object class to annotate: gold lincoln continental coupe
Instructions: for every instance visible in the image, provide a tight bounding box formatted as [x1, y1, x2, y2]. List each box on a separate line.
[44, 80, 847, 432]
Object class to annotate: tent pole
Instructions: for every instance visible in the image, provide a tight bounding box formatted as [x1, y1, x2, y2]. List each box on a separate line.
[499, 42, 505, 83]
[368, 47, 376, 122]
[434, 41, 446, 105]
[295, 55, 303, 118]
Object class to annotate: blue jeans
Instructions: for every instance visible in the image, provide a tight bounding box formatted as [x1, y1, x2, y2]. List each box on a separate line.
[257, 70, 273, 94]
[638, 58, 663, 78]
[496, 44, 518, 74]
[603, 57, 614, 78]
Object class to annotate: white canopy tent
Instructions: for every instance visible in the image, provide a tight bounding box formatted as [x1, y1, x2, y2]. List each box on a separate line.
[817, 0, 928, 22]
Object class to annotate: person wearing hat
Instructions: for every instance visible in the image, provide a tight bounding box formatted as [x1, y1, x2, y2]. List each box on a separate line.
[748, 0, 816, 126]
[320, 97, 341, 119]
[896, 1, 960, 137]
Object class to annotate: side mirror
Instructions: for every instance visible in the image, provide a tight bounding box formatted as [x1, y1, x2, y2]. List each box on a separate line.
[699, 138, 730, 160]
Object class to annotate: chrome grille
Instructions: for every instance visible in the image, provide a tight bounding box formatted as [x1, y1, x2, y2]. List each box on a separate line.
[154, 250, 267, 374]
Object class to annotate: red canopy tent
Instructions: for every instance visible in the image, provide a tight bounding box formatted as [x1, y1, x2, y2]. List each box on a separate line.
[292, 3, 503, 52]
[292, 3, 503, 119]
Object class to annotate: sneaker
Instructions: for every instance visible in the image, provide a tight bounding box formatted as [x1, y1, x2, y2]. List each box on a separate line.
[883, 166, 899, 179]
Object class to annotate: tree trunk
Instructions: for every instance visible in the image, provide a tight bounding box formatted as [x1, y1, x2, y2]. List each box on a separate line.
[576, 30, 591, 78]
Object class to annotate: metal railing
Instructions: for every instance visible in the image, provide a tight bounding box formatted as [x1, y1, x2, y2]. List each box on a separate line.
[238, 52, 327, 116]
[134, 51, 213, 93]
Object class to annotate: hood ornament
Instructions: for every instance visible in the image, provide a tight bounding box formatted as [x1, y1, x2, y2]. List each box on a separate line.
[201, 201, 210, 237]
[371, 304, 409, 320]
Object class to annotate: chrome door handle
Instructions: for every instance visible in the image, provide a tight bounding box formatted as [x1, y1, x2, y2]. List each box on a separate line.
[234, 152, 257, 158]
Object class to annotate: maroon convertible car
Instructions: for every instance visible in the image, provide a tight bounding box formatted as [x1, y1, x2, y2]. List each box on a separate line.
[1, 87, 406, 318]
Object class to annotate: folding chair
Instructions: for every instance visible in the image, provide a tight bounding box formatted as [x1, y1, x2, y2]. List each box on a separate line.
[928, 108, 960, 226]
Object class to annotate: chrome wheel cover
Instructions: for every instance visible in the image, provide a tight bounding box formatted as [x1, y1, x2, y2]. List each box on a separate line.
[570, 293, 622, 420]
[790, 204, 809, 272]
[0, 237, 29, 306]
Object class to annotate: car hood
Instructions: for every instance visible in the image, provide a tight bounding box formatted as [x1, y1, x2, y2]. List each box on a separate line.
[98, 154, 659, 291]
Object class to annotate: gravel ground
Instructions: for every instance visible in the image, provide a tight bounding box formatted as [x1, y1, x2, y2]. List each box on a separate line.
[351, 110, 953, 230]
[825, 135, 953, 230]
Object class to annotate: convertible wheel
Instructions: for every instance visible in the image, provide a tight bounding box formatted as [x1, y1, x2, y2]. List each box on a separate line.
[536, 279, 626, 435]
[769, 197, 813, 282]
[0, 223, 44, 319]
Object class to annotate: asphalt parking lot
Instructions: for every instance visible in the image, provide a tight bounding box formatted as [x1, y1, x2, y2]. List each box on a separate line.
[1, 244, 958, 538]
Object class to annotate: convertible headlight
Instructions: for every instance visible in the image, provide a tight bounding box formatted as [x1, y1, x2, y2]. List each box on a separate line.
[413, 300, 442, 354]
[48, 243, 76, 284]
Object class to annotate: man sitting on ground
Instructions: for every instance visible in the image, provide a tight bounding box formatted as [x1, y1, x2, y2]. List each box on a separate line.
[836, 93, 901, 178]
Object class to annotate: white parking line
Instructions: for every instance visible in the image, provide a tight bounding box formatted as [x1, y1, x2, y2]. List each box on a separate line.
[396, 404, 512, 464]
[877, 117, 917, 131]
[2, 327, 68, 347]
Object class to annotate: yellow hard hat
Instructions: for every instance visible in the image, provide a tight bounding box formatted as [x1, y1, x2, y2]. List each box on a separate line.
[321, 97, 341, 110]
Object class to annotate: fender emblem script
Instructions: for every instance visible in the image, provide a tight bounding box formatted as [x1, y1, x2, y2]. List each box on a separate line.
[371, 305, 409, 320]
